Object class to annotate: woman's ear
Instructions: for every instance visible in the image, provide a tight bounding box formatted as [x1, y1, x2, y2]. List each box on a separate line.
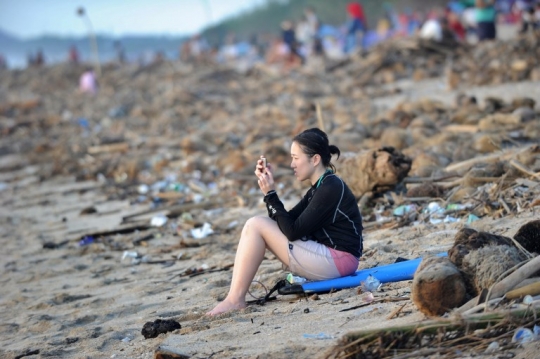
[312, 154, 321, 167]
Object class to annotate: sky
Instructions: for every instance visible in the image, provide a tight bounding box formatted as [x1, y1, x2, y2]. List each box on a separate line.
[0, 0, 265, 39]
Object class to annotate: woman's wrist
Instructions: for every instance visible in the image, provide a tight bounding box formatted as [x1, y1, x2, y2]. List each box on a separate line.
[265, 189, 276, 197]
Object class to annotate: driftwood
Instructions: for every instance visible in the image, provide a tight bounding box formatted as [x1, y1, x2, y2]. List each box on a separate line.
[444, 145, 536, 173]
[505, 280, 540, 300]
[510, 159, 540, 180]
[487, 255, 540, 301]
[87, 142, 130, 155]
[328, 303, 540, 359]
[442, 124, 479, 133]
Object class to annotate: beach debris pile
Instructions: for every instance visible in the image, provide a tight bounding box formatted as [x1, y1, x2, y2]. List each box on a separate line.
[330, 33, 540, 91]
[330, 221, 540, 358]
[412, 222, 539, 317]
[1, 33, 540, 359]
[0, 55, 538, 257]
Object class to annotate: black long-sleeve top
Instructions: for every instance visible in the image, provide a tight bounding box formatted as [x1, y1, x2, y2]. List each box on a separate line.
[264, 171, 363, 258]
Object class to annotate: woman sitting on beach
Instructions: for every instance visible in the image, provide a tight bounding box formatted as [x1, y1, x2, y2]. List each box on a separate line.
[207, 128, 363, 315]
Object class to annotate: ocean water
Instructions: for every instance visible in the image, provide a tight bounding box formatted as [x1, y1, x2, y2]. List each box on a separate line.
[1, 37, 185, 69]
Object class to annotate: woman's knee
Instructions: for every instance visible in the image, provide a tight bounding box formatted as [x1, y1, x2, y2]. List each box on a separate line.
[242, 216, 268, 235]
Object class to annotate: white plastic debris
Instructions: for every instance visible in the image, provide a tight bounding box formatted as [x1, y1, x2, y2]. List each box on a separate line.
[191, 222, 214, 239]
[150, 214, 168, 227]
[122, 251, 139, 261]
[362, 274, 381, 292]
[523, 295, 534, 305]
[137, 184, 149, 195]
[485, 341, 499, 353]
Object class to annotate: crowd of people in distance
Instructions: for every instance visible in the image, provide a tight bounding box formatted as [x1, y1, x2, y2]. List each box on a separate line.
[3, 1, 539, 83]
[180, 0, 540, 72]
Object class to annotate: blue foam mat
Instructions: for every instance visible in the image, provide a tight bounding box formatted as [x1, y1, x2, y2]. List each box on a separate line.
[301, 252, 447, 293]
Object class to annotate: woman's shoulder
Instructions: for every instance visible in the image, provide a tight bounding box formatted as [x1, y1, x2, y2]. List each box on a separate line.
[321, 173, 346, 187]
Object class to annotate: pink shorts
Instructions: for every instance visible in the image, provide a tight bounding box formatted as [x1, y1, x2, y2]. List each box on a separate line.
[285, 240, 359, 281]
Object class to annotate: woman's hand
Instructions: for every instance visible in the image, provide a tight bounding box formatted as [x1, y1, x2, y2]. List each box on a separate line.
[255, 156, 275, 195]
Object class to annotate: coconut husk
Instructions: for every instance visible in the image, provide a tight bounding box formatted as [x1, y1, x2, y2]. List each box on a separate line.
[514, 220, 540, 254]
[406, 182, 444, 198]
[462, 244, 527, 295]
[448, 228, 515, 268]
[412, 256, 466, 316]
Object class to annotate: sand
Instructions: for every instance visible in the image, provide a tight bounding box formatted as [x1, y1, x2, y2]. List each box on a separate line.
[1, 26, 540, 357]
[1, 172, 539, 359]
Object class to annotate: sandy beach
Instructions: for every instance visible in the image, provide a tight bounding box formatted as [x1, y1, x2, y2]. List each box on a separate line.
[1, 31, 540, 359]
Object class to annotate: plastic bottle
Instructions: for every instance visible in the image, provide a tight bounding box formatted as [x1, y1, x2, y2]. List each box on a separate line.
[287, 273, 307, 284]
[362, 274, 381, 292]
[512, 327, 535, 344]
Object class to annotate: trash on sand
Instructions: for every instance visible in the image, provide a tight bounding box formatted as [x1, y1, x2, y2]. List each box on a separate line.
[512, 327, 535, 344]
[303, 332, 334, 340]
[393, 204, 417, 216]
[137, 184, 149, 195]
[467, 214, 480, 224]
[485, 341, 499, 353]
[150, 214, 168, 227]
[361, 292, 375, 303]
[429, 215, 459, 225]
[78, 236, 95, 246]
[425, 202, 444, 214]
[122, 251, 140, 261]
[446, 203, 471, 211]
[190, 222, 213, 239]
[361, 274, 381, 292]
[287, 273, 307, 284]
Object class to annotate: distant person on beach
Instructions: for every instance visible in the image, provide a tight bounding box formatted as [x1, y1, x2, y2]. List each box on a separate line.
[446, 9, 467, 40]
[0, 54, 7, 70]
[344, 2, 367, 53]
[265, 37, 290, 65]
[181, 34, 210, 63]
[519, 6, 535, 33]
[114, 41, 126, 64]
[35, 50, 45, 67]
[79, 68, 98, 95]
[207, 128, 363, 316]
[281, 20, 303, 64]
[68, 45, 79, 64]
[420, 13, 444, 41]
[536, 3, 540, 29]
[475, 0, 497, 41]
[303, 6, 321, 57]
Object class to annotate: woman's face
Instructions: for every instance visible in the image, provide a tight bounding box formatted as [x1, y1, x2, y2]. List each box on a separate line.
[290, 141, 314, 181]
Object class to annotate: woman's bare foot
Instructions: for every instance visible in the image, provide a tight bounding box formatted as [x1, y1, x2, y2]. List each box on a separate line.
[206, 297, 246, 316]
